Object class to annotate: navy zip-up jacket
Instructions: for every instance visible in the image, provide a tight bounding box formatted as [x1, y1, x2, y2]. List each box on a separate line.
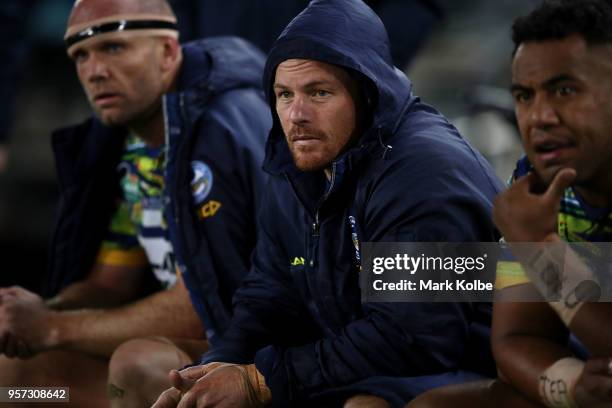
[47, 37, 270, 343]
[202, 1, 503, 405]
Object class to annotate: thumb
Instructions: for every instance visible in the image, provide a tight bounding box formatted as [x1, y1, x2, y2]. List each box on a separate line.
[545, 168, 576, 203]
[168, 369, 194, 393]
[179, 362, 230, 381]
[511, 172, 535, 191]
[583, 357, 612, 375]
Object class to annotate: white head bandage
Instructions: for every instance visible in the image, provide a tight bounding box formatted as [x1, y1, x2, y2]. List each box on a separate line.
[65, 14, 179, 54]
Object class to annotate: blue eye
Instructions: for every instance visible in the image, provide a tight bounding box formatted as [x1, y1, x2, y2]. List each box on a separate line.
[103, 43, 125, 54]
[557, 86, 575, 96]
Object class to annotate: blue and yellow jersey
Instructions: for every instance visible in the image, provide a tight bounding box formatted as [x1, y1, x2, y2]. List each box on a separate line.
[496, 158, 612, 290]
[96, 134, 177, 288]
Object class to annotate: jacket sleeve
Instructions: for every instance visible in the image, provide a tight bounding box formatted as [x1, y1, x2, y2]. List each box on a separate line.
[201, 180, 316, 363]
[170, 109, 267, 340]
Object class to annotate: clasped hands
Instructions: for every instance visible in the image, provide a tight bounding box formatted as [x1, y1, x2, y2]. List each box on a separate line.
[0, 286, 57, 359]
[152, 362, 271, 408]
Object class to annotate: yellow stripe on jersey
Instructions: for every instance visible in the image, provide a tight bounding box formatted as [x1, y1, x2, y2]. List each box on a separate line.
[495, 261, 530, 290]
[96, 246, 148, 267]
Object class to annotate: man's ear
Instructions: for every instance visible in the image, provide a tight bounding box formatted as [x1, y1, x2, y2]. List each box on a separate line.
[159, 37, 181, 73]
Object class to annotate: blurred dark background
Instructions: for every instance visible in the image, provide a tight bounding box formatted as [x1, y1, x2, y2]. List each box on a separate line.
[0, 0, 537, 293]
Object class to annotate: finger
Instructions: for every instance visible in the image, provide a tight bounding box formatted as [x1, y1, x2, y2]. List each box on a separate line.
[176, 388, 200, 408]
[525, 171, 552, 194]
[502, 172, 533, 195]
[169, 369, 183, 389]
[170, 369, 195, 393]
[151, 388, 182, 408]
[581, 373, 612, 400]
[584, 358, 612, 375]
[179, 362, 224, 381]
[544, 167, 576, 203]
[179, 366, 206, 381]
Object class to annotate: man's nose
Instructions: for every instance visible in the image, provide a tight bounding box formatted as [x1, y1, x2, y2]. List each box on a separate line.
[288, 95, 312, 124]
[83, 53, 110, 83]
[529, 94, 560, 128]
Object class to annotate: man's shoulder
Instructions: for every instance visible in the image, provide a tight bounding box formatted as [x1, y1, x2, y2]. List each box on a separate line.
[179, 37, 265, 101]
[176, 37, 269, 148]
[52, 117, 125, 143]
[206, 87, 268, 117]
[52, 117, 97, 146]
[394, 107, 471, 158]
[372, 113, 501, 193]
[52, 117, 126, 165]
[187, 90, 269, 157]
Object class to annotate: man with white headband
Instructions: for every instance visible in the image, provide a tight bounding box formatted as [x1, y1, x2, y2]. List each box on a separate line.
[0, 0, 270, 406]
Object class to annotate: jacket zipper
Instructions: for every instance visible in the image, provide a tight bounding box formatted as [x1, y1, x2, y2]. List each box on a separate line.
[310, 162, 338, 268]
[175, 94, 191, 254]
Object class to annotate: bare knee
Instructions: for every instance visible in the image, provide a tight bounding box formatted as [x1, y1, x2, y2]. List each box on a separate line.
[109, 339, 145, 389]
[108, 337, 193, 406]
[344, 394, 390, 408]
[109, 337, 175, 387]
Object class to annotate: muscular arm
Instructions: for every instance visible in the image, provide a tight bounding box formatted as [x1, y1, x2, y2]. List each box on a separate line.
[497, 240, 612, 358]
[50, 272, 204, 358]
[46, 263, 146, 310]
[566, 303, 612, 357]
[0, 268, 204, 359]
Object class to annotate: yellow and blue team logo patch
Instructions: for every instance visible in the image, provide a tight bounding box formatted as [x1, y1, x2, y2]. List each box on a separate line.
[191, 161, 213, 204]
[198, 200, 222, 219]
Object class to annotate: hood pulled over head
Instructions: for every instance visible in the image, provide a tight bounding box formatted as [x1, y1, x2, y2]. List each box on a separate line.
[263, 0, 415, 173]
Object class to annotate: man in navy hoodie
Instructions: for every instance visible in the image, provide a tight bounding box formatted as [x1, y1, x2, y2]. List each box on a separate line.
[153, 0, 501, 407]
[0, 0, 269, 406]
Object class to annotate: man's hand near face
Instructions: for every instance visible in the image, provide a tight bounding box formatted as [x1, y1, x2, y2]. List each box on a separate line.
[493, 168, 576, 243]
[152, 363, 271, 408]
